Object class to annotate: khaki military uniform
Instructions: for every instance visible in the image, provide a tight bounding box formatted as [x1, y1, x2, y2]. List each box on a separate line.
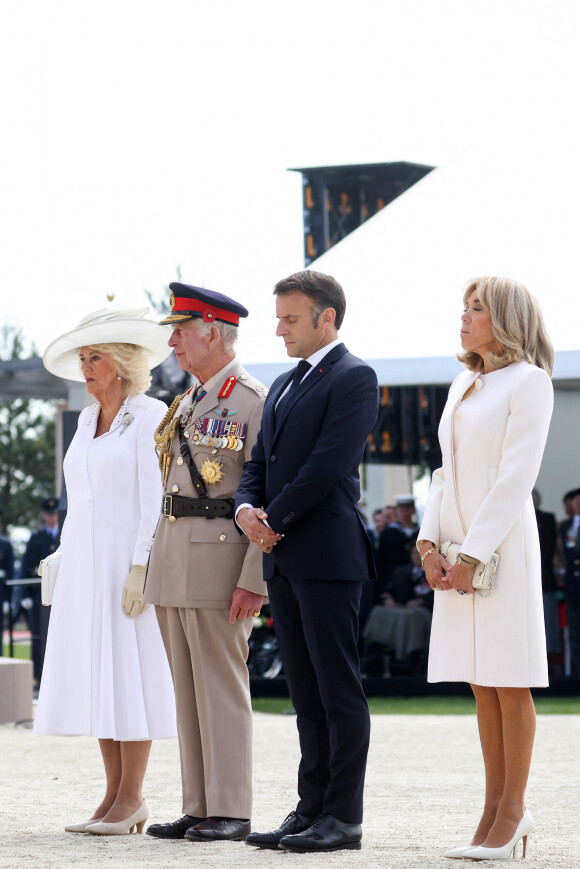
[145, 356, 267, 820]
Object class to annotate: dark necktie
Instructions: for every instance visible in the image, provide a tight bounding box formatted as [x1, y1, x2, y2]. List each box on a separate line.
[276, 360, 311, 416]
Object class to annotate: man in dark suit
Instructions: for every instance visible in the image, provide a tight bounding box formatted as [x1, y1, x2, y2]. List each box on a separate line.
[20, 497, 61, 680]
[236, 270, 379, 853]
[560, 487, 580, 675]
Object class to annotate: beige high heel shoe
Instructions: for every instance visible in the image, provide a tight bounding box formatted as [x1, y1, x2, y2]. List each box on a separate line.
[64, 817, 103, 833]
[86, 800, 149, 836]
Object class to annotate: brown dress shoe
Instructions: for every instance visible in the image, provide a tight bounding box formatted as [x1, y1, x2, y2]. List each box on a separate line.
[184, 817, 251, 841]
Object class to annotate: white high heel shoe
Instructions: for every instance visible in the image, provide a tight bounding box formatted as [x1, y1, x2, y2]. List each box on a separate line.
[444, 845, 478, 858]
[64, 817, 103, 833]
[85, 800, 149, 836]
[464, 809, 533, 860]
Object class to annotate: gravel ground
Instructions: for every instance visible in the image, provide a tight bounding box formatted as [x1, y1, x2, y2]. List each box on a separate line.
[0, 712, 578, 868]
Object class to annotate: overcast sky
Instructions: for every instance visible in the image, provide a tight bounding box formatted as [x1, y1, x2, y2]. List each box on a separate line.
[1, 0, 577, 363]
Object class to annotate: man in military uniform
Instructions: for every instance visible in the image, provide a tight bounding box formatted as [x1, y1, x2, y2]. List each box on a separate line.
[19, 497, 61, 679]
[144, 283, 267, 844]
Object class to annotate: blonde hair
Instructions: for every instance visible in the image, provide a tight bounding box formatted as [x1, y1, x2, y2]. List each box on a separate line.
[87, 343, 152, 396]
[458, 276, 554, 376]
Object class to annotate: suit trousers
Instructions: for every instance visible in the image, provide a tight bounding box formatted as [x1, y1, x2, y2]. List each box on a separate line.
[267, 574, 370, 824]
[156, 605, 253, 818]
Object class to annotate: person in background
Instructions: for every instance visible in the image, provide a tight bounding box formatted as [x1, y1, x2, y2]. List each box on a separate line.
[19, 497, 61, 681]
[375, 519, 409, 600]
[0, 509, 15, 653]
[561, 490, 576, 523]
[363, 539, 433, 677]
[391, 495, 419, 539]
[417, 276, 554, 860]
[370, 508, 386, 544]
[531, 489, 561, 668]
[559, 487, 580, 676]
[34, 307, 176, 836]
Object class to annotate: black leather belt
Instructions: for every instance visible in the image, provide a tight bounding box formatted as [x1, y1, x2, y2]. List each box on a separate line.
[163, 494, 235, 521]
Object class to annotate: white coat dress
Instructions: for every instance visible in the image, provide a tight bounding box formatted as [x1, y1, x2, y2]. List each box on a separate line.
[34, 393, 176, 739]
[419, 361, 553, 688]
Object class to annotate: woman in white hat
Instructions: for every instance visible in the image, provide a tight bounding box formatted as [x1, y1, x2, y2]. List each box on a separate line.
[34, 307, 177, 835]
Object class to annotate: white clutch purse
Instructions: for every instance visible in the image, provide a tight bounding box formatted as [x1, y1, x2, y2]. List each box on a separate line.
[39, 551, 62, 605]
[439, 541, 499, 596]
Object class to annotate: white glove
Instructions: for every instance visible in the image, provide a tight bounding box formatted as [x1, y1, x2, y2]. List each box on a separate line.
[122, 565, 148, 617]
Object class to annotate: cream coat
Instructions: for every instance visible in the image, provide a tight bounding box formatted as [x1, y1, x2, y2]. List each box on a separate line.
[419, 361, 553, 687]
[34, 394, 176, 739]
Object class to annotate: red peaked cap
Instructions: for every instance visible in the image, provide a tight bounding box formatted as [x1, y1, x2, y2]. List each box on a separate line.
[159, 282, 249, 326]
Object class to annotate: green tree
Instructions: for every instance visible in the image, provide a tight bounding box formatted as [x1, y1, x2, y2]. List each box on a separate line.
[0, 324, 57, 530]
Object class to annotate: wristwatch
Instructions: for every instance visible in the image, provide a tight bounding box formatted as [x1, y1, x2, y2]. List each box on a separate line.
[457, 552, 477, 568]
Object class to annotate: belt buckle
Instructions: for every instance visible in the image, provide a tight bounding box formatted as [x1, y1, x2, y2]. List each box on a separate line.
[163, 494, 177, 522]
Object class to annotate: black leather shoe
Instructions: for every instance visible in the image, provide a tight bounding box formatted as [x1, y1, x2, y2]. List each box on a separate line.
[146, 815, 205, 839]
[279, 813, 362, 852]
[184, 817, 251, 841]
[245, 811, 312, 849]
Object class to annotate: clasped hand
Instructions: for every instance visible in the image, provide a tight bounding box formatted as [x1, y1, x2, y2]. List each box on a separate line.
[444, 562, 476, 594]
[237, 507, 281, 553]
[424, 552, 475, 594]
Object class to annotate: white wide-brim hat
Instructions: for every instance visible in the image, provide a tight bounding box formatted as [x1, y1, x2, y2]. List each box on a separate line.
[43, 306, 173, 381]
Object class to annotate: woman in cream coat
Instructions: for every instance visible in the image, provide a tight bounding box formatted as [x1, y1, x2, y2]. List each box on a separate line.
[35, 308, 176, 836]
[417, 277, 554, 861]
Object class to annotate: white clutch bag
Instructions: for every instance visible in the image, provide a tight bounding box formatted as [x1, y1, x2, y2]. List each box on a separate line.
[439, 541, 499, 597]
[39, 551, 62, 605]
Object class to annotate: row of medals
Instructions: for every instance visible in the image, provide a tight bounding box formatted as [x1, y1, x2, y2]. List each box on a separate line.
[180, 410, 245, 452]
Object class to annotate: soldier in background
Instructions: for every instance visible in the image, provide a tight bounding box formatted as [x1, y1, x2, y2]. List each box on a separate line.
[0, 508, 15, 654]
[19, 497, 61, 680]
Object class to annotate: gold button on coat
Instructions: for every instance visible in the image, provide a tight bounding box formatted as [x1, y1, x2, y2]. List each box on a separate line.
[219, 534, 227, 542]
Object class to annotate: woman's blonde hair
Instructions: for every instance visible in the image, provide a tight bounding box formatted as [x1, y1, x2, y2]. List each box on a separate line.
[86, 343, 152, 396]
[458, 276, 554, 376]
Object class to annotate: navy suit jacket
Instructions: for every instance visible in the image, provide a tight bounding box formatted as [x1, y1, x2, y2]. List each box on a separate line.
[236, 343, 379, 582]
